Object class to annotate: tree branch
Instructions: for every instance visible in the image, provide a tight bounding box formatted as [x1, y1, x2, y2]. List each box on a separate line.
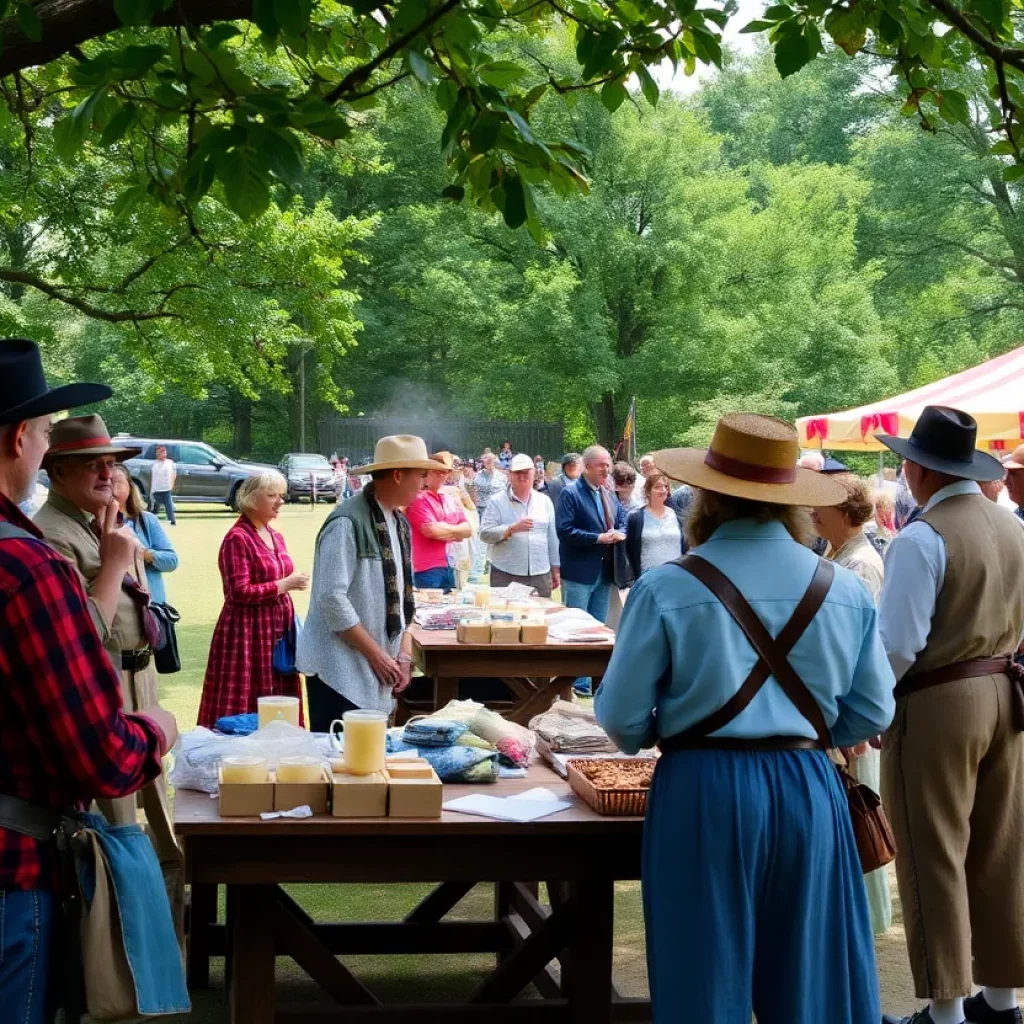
[0, 0, 252, 79]
[324, 0, 461, 103]
[0, 267, 182, 321]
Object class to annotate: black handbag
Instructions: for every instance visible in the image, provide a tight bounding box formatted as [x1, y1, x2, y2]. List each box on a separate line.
[611, 540, 635, 589]
[150, 602, 181, 674]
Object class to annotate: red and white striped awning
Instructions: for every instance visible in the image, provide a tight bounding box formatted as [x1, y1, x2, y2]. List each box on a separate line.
[796, 345, 1024, 452]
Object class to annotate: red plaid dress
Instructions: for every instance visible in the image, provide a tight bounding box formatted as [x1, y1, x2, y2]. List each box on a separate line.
[197, 517, 303, 728]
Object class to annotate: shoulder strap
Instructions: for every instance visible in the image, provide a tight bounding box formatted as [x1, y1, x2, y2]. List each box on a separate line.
[674, 554, 834, 745]
[0, 522, 34, 543]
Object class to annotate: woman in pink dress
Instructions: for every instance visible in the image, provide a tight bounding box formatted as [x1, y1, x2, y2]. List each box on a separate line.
[198, 473, 310, 728]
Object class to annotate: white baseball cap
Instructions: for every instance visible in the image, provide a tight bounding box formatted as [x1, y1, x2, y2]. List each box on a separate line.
[509, 454, 535, 472]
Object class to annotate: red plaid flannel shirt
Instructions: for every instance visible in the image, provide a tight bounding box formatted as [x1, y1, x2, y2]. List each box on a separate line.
[0, 494, 164, 890]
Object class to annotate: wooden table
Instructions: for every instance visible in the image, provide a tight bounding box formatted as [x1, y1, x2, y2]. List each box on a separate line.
[177, 765, 647, 1024]
[407, 626, 615, 724]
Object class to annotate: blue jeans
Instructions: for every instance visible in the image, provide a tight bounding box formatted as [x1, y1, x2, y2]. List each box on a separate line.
[414, 566, 456, 592]
[0, 889, 55, 1024]
[150, 490, 176, 525]
[561, 573, 612, 693]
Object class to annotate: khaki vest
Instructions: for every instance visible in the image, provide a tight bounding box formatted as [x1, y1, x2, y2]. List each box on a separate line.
[912, 492, 1024, 673]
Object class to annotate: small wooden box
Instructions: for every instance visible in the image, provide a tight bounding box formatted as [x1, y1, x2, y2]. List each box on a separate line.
[385, 768, 443, 818]
[385, 761, 434, 780]
[218, 766, 275, 817]
[490, 622, 520, 644]
[274, 767, 331, 814]
[332, 771, 389, 817]
[520, 622, 549, 645]
[457, 621, 491, 644]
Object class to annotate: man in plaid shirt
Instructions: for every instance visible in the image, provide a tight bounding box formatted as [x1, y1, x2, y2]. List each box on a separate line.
[0, 338, 178, 1023]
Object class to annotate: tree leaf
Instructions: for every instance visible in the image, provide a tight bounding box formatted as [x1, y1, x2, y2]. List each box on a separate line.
[99, 103, 138, 146]
[763, 4, 794, 20]
[112, 184, 147, 219]
[601, 78, 628, 112]
[252, 0, 278, 39]
[1003, 162, 1024, 181]
[939, 88, 970, 124]
[275, 0, 312, 36]
[774, 27, 811, 78]
[824, 5, 867, 55]
[441, 184, 465, 201]
[115, 43, 166, 79]
[217, 147, 271, 220]
[17, 1, 41, 41]
[470, 113, 501, 153]
[408, 49, 433, 84]
[972, 0, 1005, 27]
[479, 60, 526, 87]
[113, 0, 161, 27]
[205, 24, 243, 48]
[636, 63, 659, 106]
[501, 173, 527, 229]
[436, 79, 458, 112]
[251, 125, 304, 186]
[740, 18, 775, 32]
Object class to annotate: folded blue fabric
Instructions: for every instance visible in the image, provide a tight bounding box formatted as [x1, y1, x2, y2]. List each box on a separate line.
[214, 712, 260, 735]
[76, 813, 190, 1015]
[401, 719, 468, 747]
[388, 738, 496, 781]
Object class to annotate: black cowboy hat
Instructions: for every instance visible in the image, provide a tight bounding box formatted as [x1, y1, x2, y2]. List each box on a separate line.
[0, 338, 110, 426]
[821, 457, 850, 474]
[877, 405, 1003, 482]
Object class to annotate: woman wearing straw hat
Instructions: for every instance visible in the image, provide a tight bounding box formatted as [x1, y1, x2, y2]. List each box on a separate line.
[595, 412, 896, 1024]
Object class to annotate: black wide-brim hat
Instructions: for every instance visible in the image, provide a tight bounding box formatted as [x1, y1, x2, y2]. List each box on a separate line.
[0, 338, 110, 426]
[878, 405, 1004, 482]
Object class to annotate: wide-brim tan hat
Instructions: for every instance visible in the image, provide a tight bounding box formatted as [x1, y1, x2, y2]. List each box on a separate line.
[652, 413, 847, 507]
[430, 451, 455, 471]
[43, 413, 140, 467]
[353, 434, 449, 475]
[1003, 443, 1024, 471]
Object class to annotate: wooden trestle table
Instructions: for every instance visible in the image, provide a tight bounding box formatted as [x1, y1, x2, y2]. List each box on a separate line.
[177, 763, 648, 1024]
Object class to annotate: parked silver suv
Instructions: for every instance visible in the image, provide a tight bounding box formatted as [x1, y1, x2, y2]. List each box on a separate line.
[118, 436, 277, 511]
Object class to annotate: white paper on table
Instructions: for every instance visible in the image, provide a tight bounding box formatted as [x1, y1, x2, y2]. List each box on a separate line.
[443, 788, 573, 822]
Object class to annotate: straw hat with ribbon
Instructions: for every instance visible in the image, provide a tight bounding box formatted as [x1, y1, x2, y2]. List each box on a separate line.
[651, 413, 846, 507]
[43, 414, 140, 469]
[1002, 443, 1024, 472]
[352, 435, 449, 475]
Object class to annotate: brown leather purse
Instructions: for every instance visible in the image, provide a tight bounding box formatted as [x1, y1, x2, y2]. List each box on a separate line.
[674, 554, 897, 875]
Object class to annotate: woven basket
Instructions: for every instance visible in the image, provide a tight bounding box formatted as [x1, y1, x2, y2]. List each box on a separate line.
[566, 758, 652, 817]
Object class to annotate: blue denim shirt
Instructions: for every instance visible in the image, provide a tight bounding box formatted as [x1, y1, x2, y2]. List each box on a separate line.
[596, 519, 895, 754]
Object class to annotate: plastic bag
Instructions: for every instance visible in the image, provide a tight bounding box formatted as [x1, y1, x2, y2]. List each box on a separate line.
[169, 721, 329, 794]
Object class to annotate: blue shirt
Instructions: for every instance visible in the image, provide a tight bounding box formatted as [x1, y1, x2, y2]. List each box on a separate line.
[595, 519, 895, 754]
[126, 511, 178, 605]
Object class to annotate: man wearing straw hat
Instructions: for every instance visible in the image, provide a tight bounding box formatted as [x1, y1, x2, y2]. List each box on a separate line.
[595, 412, 894, 1024]
[876, 407, 1024, 1024]
[1004, 442, 1024, 523]
[298, 435, 448, 731]
[34, 413, 185, 935]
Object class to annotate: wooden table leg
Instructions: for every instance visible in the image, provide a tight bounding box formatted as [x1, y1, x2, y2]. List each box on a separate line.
[434, 677, 458, 711]
[229, 886, 277, 1024]
[186, 883, 217, 988]
[562, 880, 614, 1024]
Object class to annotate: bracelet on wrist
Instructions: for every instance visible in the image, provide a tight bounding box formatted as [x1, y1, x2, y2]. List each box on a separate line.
[397, 653, 413, 665]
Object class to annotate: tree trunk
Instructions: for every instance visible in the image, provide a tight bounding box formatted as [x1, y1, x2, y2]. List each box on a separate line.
[592, 393, 618, 449]
[230, 393, 253, 457]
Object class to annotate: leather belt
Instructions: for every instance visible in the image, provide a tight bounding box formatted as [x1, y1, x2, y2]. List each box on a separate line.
[895, 657, 1015, 699]
[0, 793, 79, 845]
[659, 734, 823, 754]
[121, 647, 152, 672]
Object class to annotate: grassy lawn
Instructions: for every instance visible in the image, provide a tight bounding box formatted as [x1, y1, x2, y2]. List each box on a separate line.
[156, 502, 919, 1021]
[157, 502, 647, 1021]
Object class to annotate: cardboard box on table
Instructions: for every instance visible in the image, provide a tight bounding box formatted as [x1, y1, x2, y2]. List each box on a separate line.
[331, 770, 389, 818]
[384, 767, 443, 818]
[218, 766, 275, 817]
[274, 767, 331, 814]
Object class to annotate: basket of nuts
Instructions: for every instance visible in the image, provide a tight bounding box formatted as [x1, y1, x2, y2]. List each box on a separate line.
[566, 757, 656, 816]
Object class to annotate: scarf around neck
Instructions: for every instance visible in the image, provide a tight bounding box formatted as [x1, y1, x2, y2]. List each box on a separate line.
[363, 482, 415, 642]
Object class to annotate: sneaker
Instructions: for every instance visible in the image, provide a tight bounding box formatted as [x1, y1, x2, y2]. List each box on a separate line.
[964, 993, 1023, 1023]
[884, 1011, 964, 1024]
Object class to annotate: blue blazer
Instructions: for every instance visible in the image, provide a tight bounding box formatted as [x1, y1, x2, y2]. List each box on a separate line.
[556, 478, 628, 585]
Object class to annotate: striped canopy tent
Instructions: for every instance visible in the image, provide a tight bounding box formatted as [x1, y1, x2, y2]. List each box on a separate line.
[796, 345, 1024, 453]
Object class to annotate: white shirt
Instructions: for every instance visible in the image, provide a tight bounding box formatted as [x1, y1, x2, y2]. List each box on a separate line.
[150, 458, 175, 493]
[878, 480, 978, 680]
[479, 486, 559, 577]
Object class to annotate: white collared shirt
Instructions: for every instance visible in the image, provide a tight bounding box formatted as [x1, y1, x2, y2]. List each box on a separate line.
[479, 486, 559, 577]
[878, 479, 979, 680]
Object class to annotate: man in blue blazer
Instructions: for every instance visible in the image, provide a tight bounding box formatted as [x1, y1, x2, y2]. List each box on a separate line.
[556, 444, 627, 694]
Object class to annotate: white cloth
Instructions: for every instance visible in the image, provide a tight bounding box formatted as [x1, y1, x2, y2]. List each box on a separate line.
[877, 480, 980, 681]
[479, 486, 559, 576]
[150, 458, 175, 492]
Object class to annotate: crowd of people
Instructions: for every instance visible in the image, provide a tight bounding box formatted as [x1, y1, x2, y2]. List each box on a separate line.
[4, 330, 1024, 1024]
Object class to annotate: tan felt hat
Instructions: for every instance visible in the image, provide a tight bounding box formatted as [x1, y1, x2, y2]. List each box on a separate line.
[43, 414, 140, 467]
[1002, 443, 1024, 471]
[352, 435, 449, 475]
[651, 413, 846, 507]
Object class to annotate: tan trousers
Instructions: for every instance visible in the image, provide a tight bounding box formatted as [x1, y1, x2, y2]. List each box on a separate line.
[93, 664, 185, 943]
[881, 673, 1024, 999]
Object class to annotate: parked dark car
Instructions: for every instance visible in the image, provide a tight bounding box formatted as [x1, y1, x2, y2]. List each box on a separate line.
[118, 436, 278, 511]
[279, 453, 336, 503]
